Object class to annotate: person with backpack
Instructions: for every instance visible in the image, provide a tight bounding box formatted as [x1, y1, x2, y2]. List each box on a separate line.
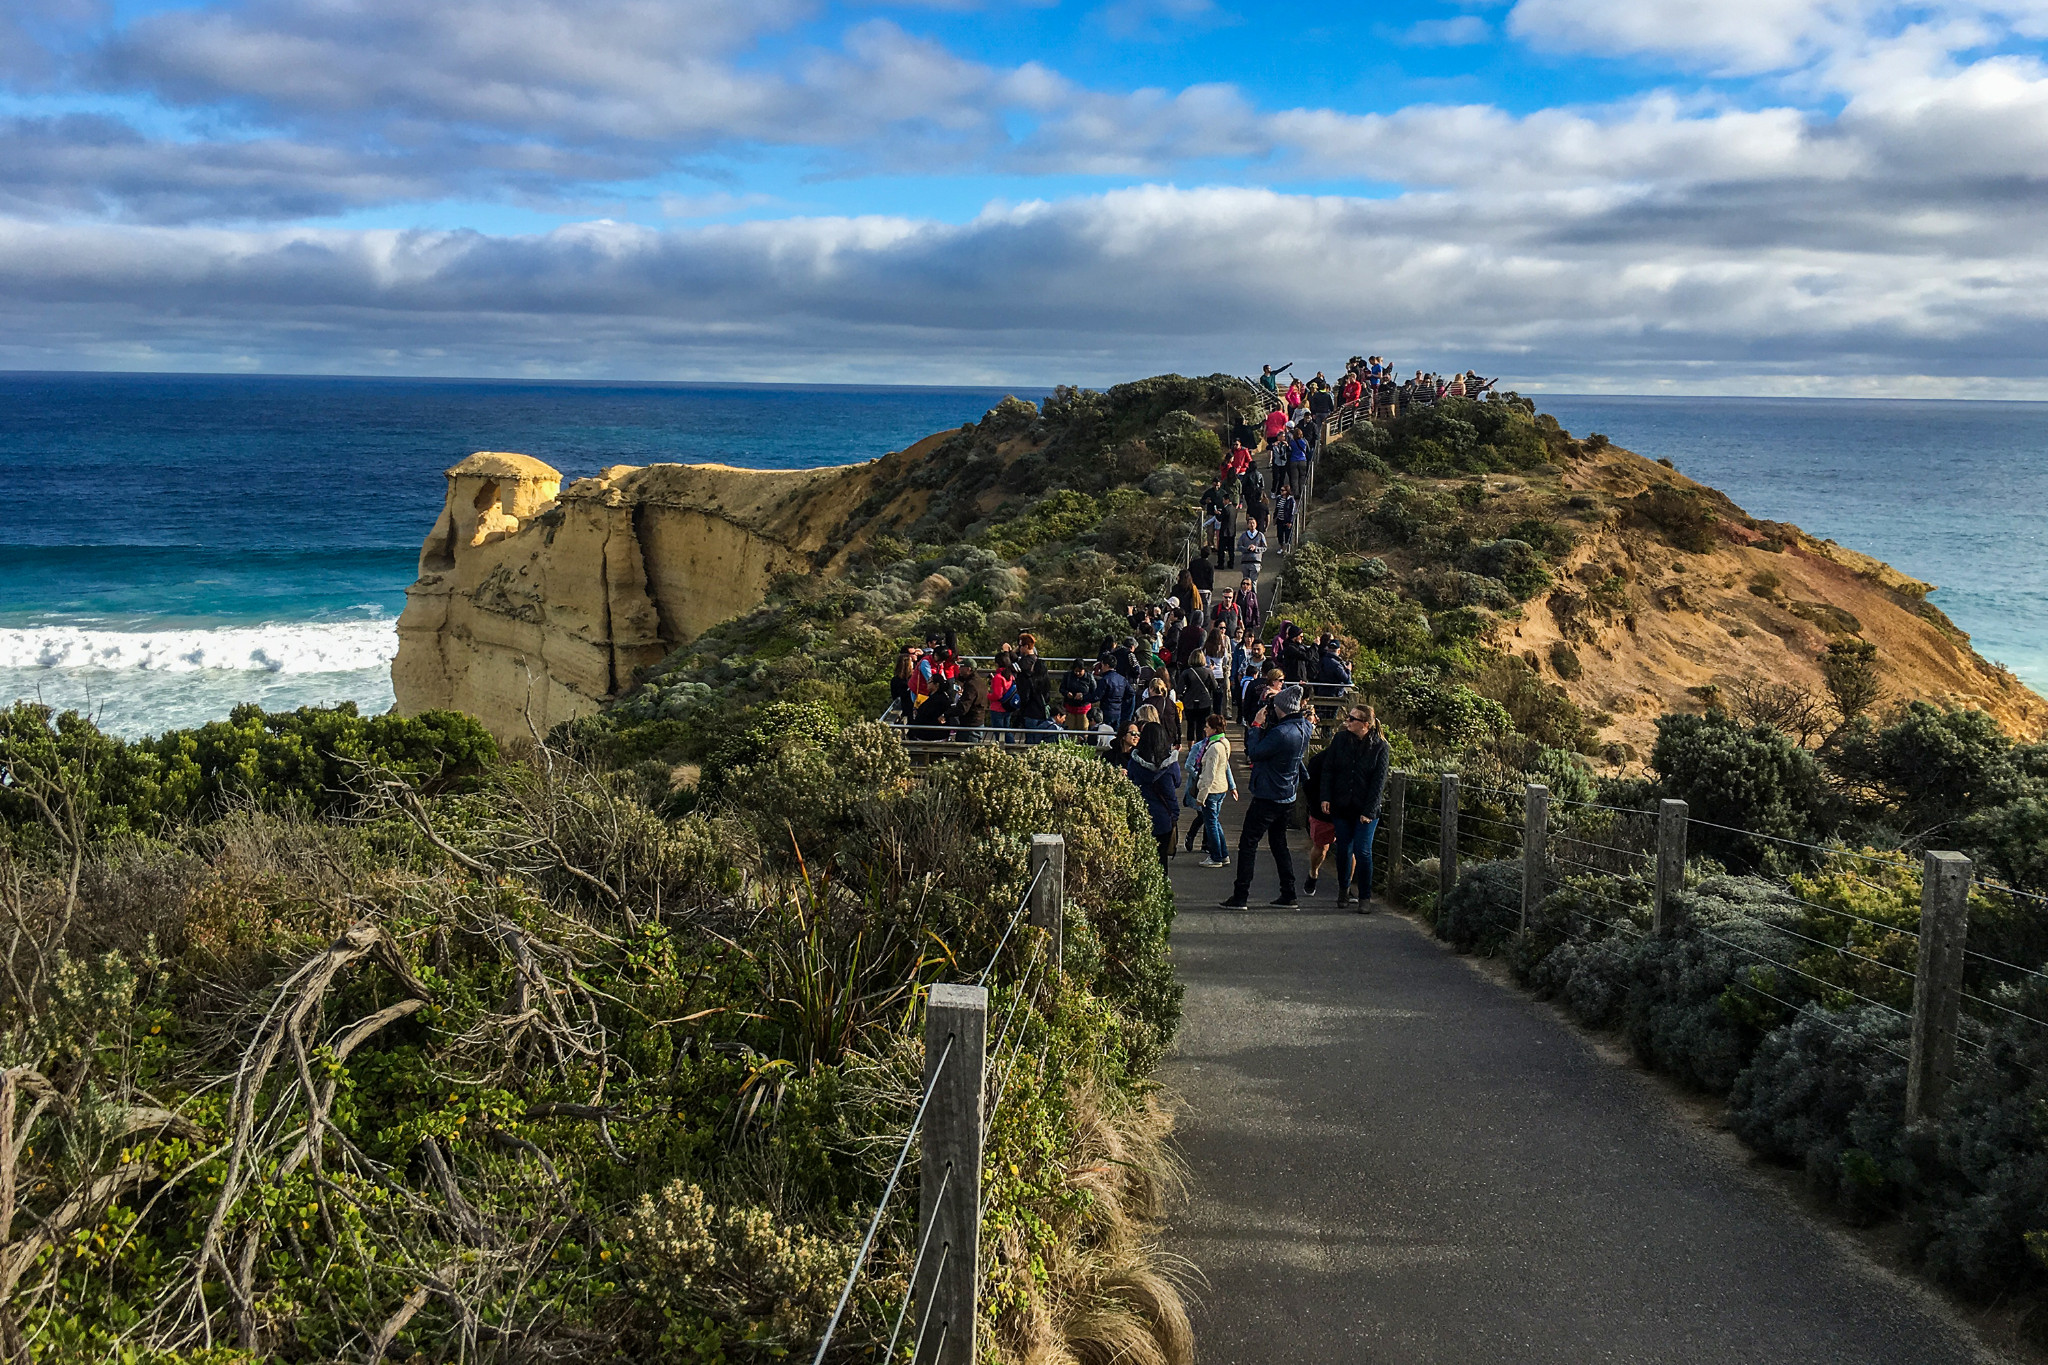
[1176, 651, 1219, 753]
[1220, 684, 1314, 909]
[1010, 633, 1056, 742]
[1275, 489, 1297, 552]
[1238, 519, 1267, 584]
[1319, 704, 1393, 909]
[1183, 714, 1239, 865]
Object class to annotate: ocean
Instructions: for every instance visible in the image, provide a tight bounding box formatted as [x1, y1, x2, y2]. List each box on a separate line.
[3, 375, 2043, 737]
[0, 373, 1034, 736]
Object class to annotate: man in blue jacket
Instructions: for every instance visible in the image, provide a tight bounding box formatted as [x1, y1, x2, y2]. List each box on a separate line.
[1092, 654, 1133, 734]
[1221, 684, 1315, 909]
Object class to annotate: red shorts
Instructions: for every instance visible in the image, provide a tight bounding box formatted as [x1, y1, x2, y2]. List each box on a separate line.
[1308, 816, 1335, 849]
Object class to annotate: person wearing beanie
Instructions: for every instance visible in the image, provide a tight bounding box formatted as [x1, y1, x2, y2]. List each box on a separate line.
[1220, 682, 1315, 909]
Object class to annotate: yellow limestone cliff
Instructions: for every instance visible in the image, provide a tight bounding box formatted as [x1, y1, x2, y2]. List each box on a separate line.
[391, 450, 887, 741]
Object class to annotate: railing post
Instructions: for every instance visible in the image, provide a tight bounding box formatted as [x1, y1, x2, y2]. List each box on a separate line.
[916, 985, 985, 1365]
[1384, 771, 1407, 877]
[1907, 852, 1972, 1123]
[1028, 834, 1065, 972]
[1522, 784, 1548, 935]
[1439, 774, 1459, 904]
[1654, 798, 1688, 934]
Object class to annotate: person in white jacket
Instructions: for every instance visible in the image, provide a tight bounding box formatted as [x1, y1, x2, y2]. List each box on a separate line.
[1190, 714, 1239, 867]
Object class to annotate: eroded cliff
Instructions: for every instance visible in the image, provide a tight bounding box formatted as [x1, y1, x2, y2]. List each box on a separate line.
[392, 447, 924, 740]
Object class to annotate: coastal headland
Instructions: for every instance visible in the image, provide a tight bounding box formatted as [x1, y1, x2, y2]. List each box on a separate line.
[392, 382, 2044, 751]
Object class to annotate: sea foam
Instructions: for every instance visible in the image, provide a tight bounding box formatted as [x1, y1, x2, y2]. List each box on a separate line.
[0, 620, 399, 674]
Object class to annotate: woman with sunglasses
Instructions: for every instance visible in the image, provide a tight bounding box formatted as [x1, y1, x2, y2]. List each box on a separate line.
[1319, 704, 1392, 910]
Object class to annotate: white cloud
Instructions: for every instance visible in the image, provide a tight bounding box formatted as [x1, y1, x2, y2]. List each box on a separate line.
[5, 181, 2048, 389]
[1405, 15, 1492, 45]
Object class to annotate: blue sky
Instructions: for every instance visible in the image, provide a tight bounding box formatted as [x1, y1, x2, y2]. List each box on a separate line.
[5, 0, 2048, 389]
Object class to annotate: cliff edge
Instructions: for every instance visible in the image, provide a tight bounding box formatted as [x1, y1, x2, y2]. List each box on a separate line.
[393, 450, 888, 738]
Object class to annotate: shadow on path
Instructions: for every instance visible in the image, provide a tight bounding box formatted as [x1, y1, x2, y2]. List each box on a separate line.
[1158, 846, 1995, 1365]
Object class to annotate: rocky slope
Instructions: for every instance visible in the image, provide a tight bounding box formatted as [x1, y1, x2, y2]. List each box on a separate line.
[1416, 442, 2043, 758]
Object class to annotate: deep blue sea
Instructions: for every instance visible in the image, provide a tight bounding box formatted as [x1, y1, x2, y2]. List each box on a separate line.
[3, 376, 2043, 737]
[0, 373, 1036, 736]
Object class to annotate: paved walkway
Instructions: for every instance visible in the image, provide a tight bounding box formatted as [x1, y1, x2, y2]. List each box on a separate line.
[1157, 847, 1997, 1364]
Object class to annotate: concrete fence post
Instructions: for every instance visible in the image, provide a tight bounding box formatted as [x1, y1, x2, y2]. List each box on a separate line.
[1439, 774, 1460, 905]
[916, 984, 986, 1365]
[1027, 834, 1066, 972]
[1384, 772, 1407, 878]
[1522, 784, 1549, 935]
[1654, 799, 1689, 935]
[1907, 852, 1973, 1123]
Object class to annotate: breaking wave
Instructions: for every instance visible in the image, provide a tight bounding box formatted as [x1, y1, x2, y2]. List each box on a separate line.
[0, 620, 399, 674]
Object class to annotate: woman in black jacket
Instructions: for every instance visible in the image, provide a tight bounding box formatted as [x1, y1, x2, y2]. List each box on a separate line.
[1318, 705, 1392, 910]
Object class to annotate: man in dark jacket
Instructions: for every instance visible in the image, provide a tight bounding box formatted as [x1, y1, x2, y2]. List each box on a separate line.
[1319, 705, 1392, 909]
[1221, 685, 1314, 909]
[1092, 655, 1132, 734]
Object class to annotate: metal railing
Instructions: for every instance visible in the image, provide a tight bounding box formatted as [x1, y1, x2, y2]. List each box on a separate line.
[1377, 771, 2040, 1125]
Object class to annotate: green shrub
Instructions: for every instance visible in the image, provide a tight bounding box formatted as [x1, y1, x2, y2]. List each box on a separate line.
[1729, 1006, 1910, 1217]
[1437, 860, 1522, 955]
[1650, 713, 1831, 866]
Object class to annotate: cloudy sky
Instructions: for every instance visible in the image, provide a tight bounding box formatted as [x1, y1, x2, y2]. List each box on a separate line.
[5, 0, 2048, 390]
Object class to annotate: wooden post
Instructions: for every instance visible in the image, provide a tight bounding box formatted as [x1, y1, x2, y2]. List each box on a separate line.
[1384, 772, 1407, 880]
[1522, 784, 1549, 935]
[1654, 798, 1688, 934]
[916, 985, 985, 1365]
[1907, 852, 1973, 1123]
[1028, 835, 1065, 971]
[1439, 774, 1459, 904]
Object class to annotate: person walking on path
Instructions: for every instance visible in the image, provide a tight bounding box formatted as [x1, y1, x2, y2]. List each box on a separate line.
[1221, 684, 1314, 909]
[1187, 714, 1238, 866]
[1275, 489, 1297, 553]
[1123, 722, 1183, 869]
[1319, 704, 1392, 909]
[1176, 651, 1219, 752]
[1238, 519, 1267, 584]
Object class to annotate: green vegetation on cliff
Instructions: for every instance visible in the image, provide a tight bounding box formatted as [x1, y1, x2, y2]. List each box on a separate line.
[0, 696, 1183, 1362]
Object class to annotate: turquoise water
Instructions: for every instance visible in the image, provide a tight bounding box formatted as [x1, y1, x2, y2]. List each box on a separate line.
[4, 376, 2043, 736]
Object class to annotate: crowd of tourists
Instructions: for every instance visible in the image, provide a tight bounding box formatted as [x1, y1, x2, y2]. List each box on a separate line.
[879, 354, 1507, 909]
[1260, 356, 1496, 420]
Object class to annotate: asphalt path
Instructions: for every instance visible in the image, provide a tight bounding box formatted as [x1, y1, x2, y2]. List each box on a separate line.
[1157, 836, 1998, 1365]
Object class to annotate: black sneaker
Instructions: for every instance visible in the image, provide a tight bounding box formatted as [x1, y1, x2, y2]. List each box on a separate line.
[1303, 876, 1319, 896]
[1335, 891, 1354, 908]
[1269, 895, 1299, 908]
[1219, 894, 1249, 910]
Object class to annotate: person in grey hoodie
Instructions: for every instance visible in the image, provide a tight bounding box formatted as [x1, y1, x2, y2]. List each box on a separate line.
[1220, 684, 1315, 909]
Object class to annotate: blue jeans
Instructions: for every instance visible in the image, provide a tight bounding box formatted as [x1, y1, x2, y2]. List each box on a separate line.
[1201, 792, 1228, 860]
[1334, 815, 1378, 896]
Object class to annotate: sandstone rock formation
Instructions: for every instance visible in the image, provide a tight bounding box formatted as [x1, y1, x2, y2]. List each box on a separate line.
[392, 449, 903, 741]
